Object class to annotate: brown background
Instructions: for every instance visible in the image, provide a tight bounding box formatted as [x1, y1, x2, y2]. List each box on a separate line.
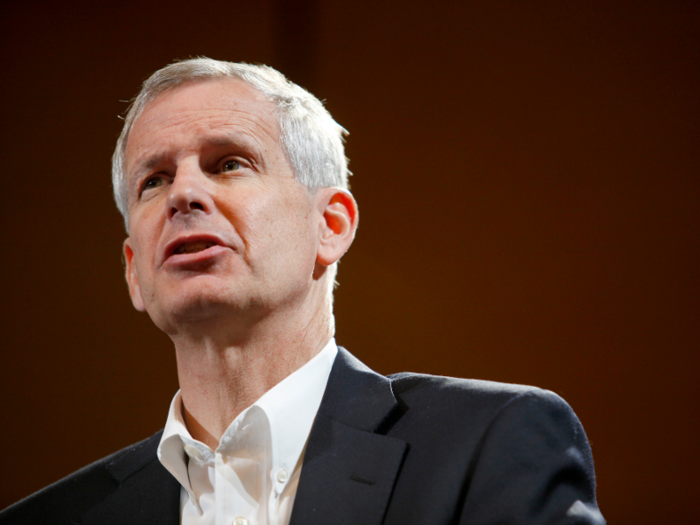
[1, 1, 698, 522]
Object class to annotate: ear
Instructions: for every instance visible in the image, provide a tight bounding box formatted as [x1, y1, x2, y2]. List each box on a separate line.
[315, 188, 359, 267]
[123, 238, 147, 312]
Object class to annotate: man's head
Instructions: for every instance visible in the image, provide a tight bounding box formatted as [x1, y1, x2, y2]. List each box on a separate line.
[113, 58, 349, 231]
[115, 59, 357, 337]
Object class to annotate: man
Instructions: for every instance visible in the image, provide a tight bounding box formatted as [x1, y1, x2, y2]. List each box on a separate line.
[1, 58, 604, 525]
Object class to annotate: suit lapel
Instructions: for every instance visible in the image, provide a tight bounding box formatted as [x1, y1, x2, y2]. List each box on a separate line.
[290, 348, 408, 525]
[81, 432, 181, 525]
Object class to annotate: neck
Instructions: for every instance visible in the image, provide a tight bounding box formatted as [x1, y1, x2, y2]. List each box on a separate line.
[171, 294, 334, 450]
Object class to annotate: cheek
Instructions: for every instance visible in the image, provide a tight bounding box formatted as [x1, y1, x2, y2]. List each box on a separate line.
[129, 211, 163, 269]
[216, 182, 317, 265]
[276, 203, 319, 266]
[219, 186, 293, 238]
[258, 200, 316, 264]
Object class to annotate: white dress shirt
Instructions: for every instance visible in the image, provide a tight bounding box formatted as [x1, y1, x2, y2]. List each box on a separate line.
[157, 340, 338, 525]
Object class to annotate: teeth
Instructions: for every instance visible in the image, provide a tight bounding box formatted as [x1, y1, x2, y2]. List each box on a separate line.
[174, 242, 216, 254]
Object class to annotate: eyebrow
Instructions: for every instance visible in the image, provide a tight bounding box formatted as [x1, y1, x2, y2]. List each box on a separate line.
[202, 132, 265, 159]
[203, 132, 265, 169]
[206, 135, 238, 148]
[131, 130, 265, 175]
[142, 154, 168, 171]
[134, 137, 232, 171]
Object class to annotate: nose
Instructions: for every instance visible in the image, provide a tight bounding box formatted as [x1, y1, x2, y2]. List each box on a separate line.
[166, 161, 214, 220]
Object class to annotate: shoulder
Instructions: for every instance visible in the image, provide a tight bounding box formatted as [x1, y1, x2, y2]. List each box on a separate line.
[333, 348, 583, 439]
[386, 371, 593, 475]
[0, 431, 163, 525]
[384, 372, 602, 523]
[389, 371, 573, 421]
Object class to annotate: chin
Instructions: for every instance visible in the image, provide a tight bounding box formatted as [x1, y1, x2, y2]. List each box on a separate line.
[150, 285, 265, 332]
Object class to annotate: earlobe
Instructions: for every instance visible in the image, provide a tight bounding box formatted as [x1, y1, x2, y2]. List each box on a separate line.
[316, 188, 359, 267]
[123, 238, 146, 312]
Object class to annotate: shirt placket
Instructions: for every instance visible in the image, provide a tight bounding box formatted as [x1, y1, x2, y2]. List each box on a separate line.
[215, 451, 259, 525]
[182, 439, 216, 516]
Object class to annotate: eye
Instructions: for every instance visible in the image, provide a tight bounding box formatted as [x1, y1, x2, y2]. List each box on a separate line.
[140, 175, 163, 194]
[222, 159, 241, 172]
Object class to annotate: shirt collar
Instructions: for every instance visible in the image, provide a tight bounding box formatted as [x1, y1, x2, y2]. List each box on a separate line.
[254, 339, 337, 485]
[157, 339, 338, 504]
[158, 390, 192, 499]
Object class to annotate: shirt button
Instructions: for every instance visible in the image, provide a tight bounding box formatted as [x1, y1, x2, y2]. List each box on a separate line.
[233, 518, 248, 525]
[276, 468, 289, 483]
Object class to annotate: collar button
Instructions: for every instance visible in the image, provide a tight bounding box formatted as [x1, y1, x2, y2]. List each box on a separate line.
[184, 445, 200, 459]
[276, 468, 289, 483]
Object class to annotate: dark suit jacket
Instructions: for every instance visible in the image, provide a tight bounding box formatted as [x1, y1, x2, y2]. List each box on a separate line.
[1, 348, 604, 524]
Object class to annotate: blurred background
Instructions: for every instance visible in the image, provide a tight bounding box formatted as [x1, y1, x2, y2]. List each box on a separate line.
[1, 0, 698, 522]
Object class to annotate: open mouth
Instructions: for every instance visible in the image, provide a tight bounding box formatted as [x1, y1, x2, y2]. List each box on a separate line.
[173, 241, 218, 255]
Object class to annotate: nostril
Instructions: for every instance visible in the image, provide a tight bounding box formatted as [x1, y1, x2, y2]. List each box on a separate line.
[190, 202, 204, 211]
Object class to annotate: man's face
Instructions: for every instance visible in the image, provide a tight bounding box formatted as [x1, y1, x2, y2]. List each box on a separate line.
[122, 79, 322, 331]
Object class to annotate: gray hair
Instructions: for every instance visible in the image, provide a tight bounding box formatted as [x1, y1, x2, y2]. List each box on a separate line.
[112, 58, 349, 231]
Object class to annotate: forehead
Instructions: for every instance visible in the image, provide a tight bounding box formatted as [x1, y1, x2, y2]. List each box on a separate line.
[124, 78, 280, 167]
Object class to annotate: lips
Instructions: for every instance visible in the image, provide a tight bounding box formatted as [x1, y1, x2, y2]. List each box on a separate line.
[173, 241, 217, 254]
[163, 234, 229, 265]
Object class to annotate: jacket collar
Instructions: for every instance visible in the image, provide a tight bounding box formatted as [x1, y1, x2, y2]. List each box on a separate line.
[315, 347, 403, 431]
